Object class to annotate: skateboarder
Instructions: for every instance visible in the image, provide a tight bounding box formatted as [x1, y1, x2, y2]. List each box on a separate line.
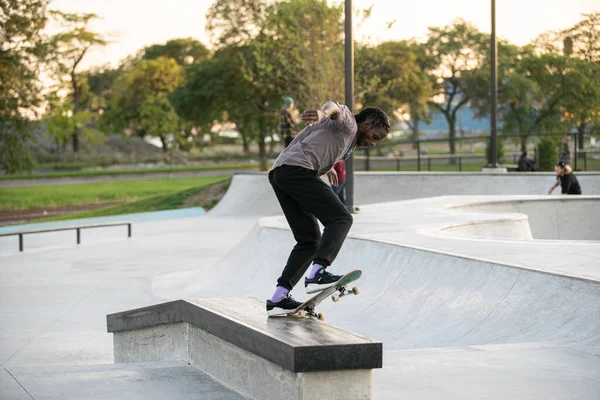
[548, 161, 582, 195]
[266, 101, 391, 316]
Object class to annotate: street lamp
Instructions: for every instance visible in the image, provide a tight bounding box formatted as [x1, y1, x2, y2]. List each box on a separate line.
[345, 0, 356, 212]
[484, 0, 506, 173]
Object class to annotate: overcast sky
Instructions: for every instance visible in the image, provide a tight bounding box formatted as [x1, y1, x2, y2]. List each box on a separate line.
[50, 0, 598, 70]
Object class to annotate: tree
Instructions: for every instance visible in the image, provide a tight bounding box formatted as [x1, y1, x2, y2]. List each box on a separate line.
[527, 13, 600, 148]
[43, 95, 76, 163]
[356, 41, 433, 141]
[462, 39, 533, 149]
[561, 13, 600, 147]
[561, 58, 600, 146]
[206, 0, 267, 48]
[84, 65, 122, 115]
[101, 57, 184, 150]
[251, 0, 345, 109]
[143, 38, 210, 66]
[44, 91, 103, 160]
[171, 49, 240, 144]
[562, 12, 600, 62]
[508, 53, 571, 136]
[172, 45, 275, 164]
[139, 94, 180, 149]
[49, 11, 107, 152]
[0, 0, 50, 173]
[200, 0, 348, 170]
[423, 19, 488, 155]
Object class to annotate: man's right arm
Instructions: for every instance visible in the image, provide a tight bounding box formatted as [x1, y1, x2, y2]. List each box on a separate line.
[320, 101, 341, 120]
[300, 101, 341, 125]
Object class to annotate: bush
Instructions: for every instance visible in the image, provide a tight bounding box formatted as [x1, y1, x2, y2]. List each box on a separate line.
[537, 137, 560, 171]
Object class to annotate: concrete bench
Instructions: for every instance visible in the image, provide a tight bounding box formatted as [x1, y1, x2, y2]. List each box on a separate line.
[107, 297, 382, 400]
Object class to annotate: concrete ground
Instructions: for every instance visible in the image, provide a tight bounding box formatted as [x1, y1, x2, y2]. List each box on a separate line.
[1, 172, 599, 399]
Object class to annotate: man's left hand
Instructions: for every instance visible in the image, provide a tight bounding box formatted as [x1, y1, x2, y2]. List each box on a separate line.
[327, 169, 338, 187]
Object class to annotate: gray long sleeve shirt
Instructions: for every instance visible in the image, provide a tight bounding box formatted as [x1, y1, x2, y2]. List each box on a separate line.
[271, 104, 357, 176]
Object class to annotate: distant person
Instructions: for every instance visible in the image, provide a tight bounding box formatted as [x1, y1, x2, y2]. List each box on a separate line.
[280, 97, 300, 148]
[332, 161, 346, 205]
[548, 161, 582, 195]
[517, 151, 536, 171]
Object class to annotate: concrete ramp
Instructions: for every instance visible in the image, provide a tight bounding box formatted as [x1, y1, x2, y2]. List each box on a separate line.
[209, 172, 600, 217]
[175, 225, 600, 350]
[209, 173, 279, 217]
[5, 172, 600, 399]
[446, 197, 600, 240]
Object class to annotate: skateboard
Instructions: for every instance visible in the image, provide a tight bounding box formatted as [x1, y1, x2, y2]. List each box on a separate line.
[289, 269, 362, 321]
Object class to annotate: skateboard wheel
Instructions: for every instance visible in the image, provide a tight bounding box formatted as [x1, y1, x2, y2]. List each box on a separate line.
[352, 287, 360, 295]
[297, 310, 306, 318]
[317, 313, 325, 321]
[331, 294, 340, 302]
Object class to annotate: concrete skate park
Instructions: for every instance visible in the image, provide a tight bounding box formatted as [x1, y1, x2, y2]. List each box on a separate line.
[2, 172, 600, 399]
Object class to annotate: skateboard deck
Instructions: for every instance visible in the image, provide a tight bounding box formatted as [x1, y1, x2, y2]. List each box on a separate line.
[289, 268, 362, 321]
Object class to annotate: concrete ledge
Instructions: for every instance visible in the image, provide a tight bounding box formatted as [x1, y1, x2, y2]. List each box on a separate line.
[107, 297, 382, 372]
[107, 298, 381, 399]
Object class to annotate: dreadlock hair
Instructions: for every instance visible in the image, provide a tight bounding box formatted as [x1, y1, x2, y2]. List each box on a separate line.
[355, 107, 391, 133]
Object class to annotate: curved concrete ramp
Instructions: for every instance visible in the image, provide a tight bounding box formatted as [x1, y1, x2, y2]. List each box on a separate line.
[446, 197, 600, 240]
[209, 173, 280, 217]
[210, 172, 600, 217]
[148, 190, 600, 399]
[149, 204, 600, 396]
[159, 224, 600, 350]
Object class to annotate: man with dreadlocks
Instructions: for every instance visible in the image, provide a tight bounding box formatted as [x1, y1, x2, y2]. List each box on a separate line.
[266, 101, 391, 316]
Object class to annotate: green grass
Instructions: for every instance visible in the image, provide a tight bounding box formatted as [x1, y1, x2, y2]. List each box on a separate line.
[0, 163, 257, 180]
[579, 157, 600, 170]
[0, 175, 231, 211]
[35, 181, 230, 223]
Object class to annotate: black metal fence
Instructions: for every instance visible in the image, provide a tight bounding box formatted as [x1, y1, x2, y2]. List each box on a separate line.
[354, 132, 600, 172]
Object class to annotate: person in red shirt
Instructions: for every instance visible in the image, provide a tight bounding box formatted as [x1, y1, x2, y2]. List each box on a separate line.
[332, 161, 346, 205]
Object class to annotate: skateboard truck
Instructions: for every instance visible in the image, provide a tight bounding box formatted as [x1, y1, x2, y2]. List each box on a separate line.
[292, 306, 325, 321]
[331, 285, 360, 303]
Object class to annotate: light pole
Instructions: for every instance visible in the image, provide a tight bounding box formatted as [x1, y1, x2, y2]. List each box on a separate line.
[483, 0, 507, 173]
[344, 0, 355, 212]
[488, 0, 498, 169]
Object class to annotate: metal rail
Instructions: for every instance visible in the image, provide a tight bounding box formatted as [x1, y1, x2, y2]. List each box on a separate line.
[0, 221, 132, 252]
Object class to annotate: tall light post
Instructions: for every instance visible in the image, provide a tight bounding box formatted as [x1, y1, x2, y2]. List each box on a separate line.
[344, 0, 355, 212]
[487, 0, 499, 169]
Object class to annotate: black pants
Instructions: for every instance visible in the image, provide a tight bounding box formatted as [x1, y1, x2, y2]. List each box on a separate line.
[269, 165, 353, 290]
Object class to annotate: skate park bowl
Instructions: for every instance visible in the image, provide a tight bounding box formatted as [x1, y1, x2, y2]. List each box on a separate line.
[3, 172, 600, 399]
[439, 197, 600, 241]
[209, 171, 600, 217]
[145, 173, 600, 398]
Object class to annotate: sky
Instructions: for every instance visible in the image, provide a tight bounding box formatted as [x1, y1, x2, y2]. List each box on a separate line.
[50, 0, 599, 71]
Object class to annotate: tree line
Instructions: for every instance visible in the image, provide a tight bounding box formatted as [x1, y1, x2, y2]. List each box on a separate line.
[1, 0, 598, 173]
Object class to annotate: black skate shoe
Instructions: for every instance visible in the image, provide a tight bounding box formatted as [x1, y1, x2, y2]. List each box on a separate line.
[304, 268, 343, 294]
[266, 293, 302, 317]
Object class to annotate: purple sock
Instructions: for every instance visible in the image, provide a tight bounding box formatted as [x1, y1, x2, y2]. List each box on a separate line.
[270, 286, 289, 303]
[307, 263, 324, 279]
